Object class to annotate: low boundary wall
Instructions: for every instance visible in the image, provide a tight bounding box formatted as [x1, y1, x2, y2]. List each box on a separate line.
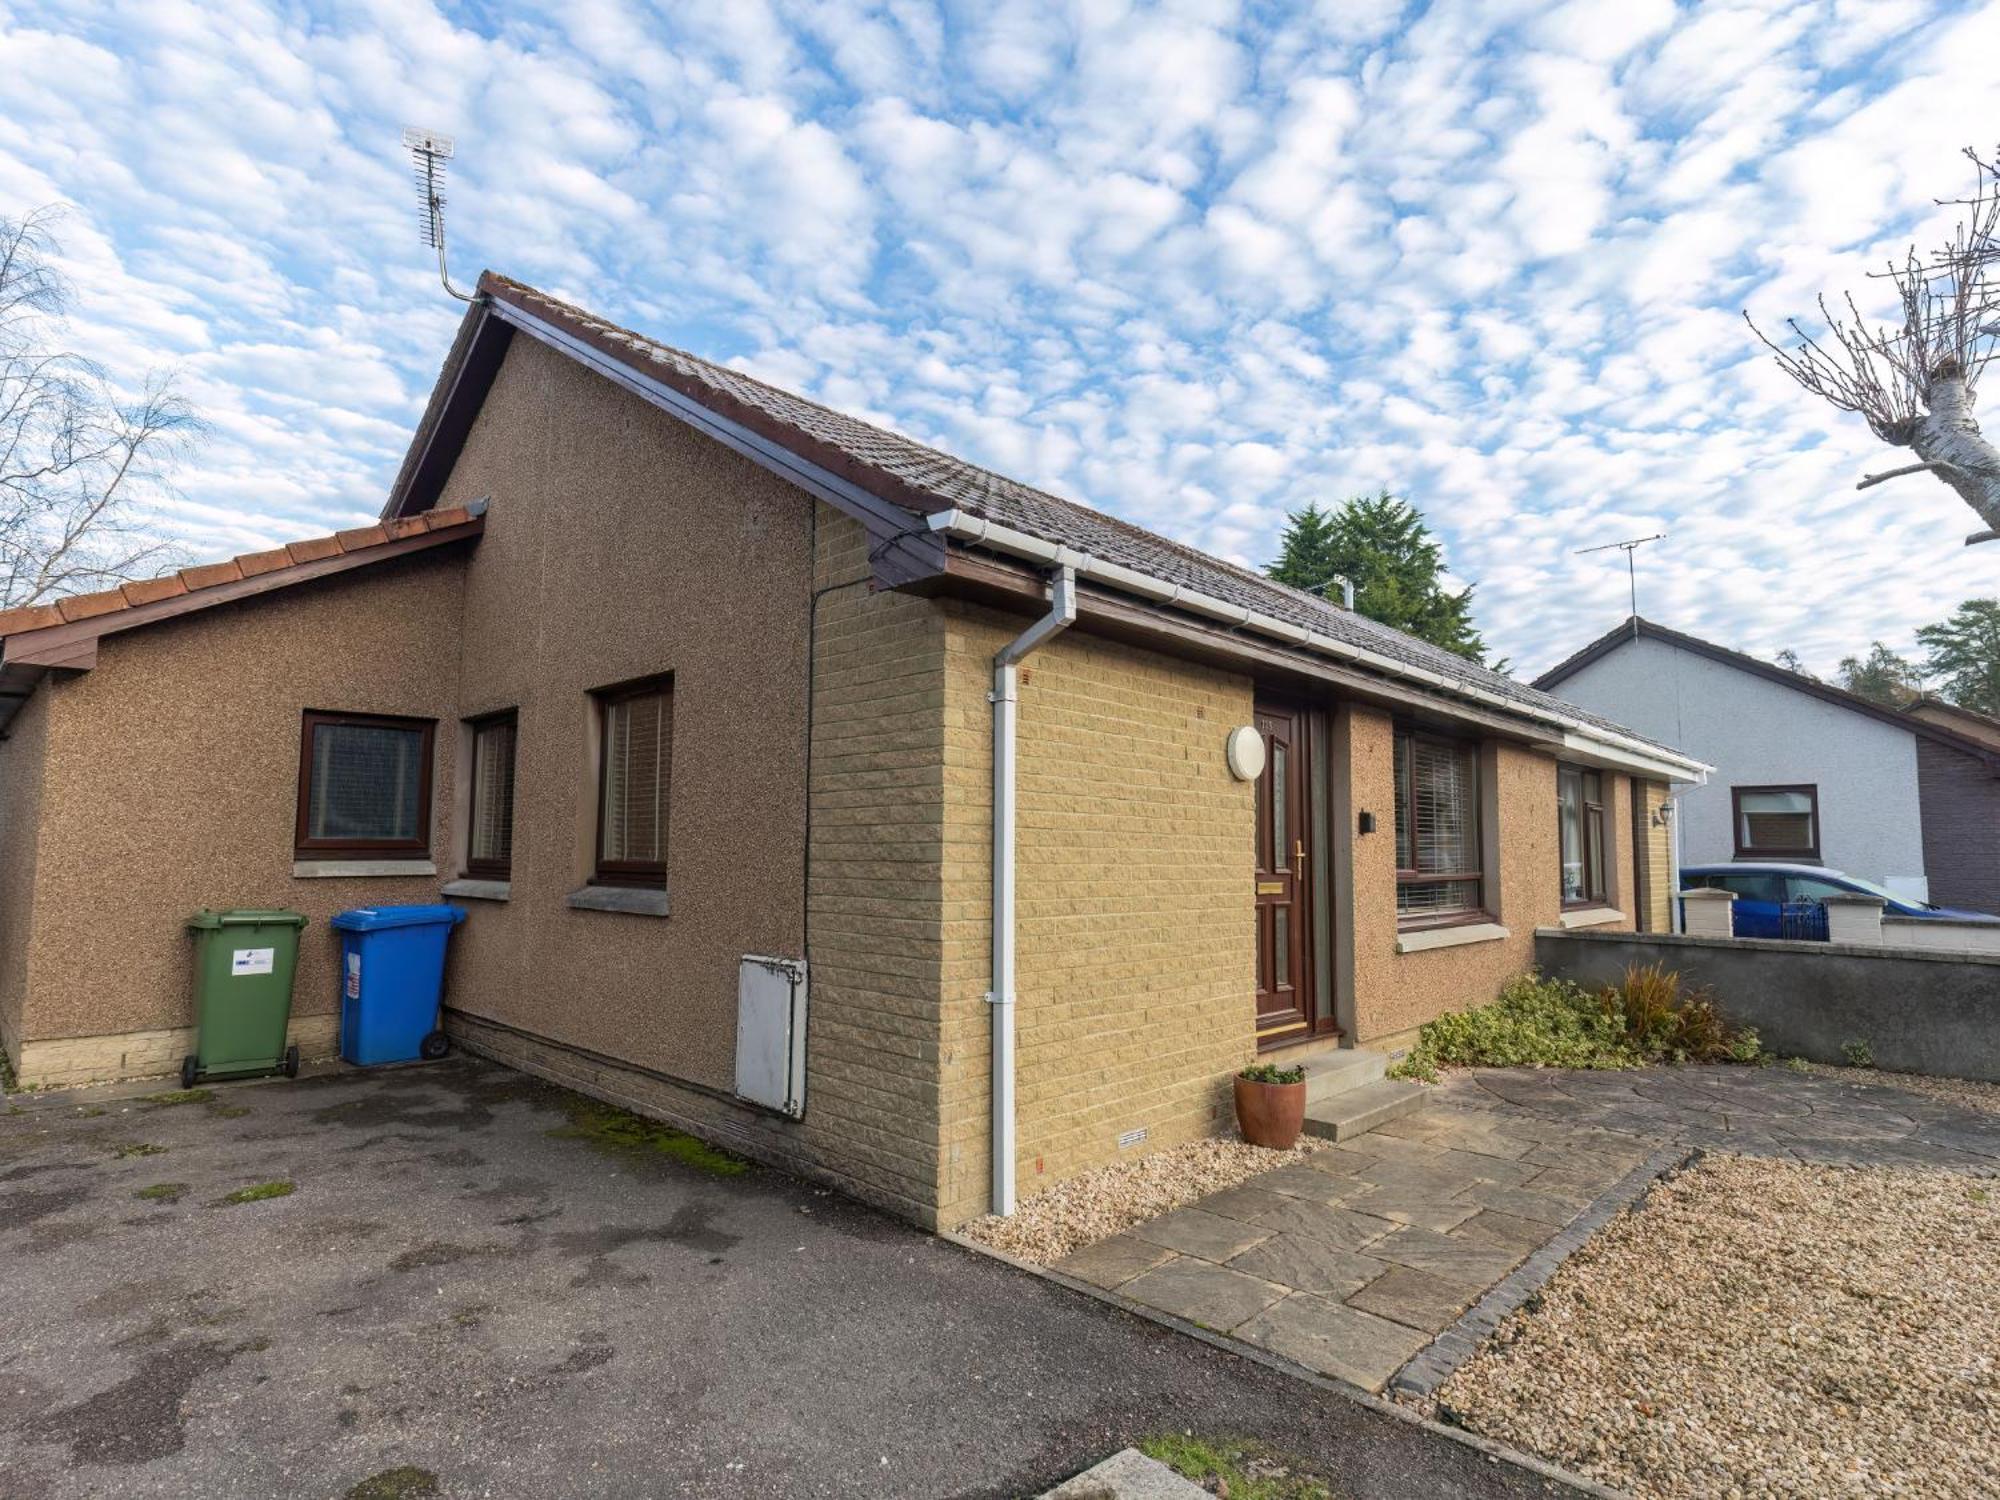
[1535, 928, 2000, 1083]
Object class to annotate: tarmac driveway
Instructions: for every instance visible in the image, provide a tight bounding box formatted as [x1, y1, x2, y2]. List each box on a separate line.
[0, 1059, 1559, 1500]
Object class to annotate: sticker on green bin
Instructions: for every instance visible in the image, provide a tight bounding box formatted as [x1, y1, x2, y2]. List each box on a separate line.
[231, 948, 275, 977]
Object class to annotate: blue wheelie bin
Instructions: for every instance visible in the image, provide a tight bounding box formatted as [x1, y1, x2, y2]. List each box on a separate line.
[331, 905, 467, 1065]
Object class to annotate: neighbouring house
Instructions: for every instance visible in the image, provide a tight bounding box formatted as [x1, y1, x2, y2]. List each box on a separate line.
[0, 273, 1704, 1229]
[1535, 617, 2000, 914]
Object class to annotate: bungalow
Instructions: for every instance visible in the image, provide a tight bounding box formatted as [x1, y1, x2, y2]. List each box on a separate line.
[0, 273, 1704, 1228]
[1535, 617, 2000, 914]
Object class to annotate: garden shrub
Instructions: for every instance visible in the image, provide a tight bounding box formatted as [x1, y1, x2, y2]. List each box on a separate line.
[1389, 963, 1760, 1080]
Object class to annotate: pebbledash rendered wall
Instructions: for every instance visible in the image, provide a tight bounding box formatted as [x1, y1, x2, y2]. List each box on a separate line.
[0, 556, 468, 1088]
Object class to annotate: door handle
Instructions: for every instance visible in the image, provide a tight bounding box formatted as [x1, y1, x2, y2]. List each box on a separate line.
[1293, 840, 1306, 880]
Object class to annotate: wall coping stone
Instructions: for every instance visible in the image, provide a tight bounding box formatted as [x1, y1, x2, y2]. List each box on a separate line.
[1537, 925, 2000, 968]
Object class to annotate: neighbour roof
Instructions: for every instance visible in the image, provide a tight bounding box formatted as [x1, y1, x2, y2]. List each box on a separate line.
[386, 272, 1686, 762]
[1533, 616, 2000, 768]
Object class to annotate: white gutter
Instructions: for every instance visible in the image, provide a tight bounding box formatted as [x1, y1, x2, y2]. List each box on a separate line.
[927, 510, 1710, 784]
[987, 566, 1077, 1217]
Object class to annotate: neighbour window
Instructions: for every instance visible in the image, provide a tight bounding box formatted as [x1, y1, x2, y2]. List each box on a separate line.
[465, 711, 518, 879]
[1557, 764, 1606, 906]
[1732, 785, 1819, 860]
[1394, 728, 1483, 921]
[593, 676, 671, 888]
[295, 710, 435, 858]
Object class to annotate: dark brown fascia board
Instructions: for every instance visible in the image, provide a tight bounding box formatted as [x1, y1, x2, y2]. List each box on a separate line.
[1535, 616, 2000, 769]
[929, 543, 1564, 749]
[0, 519, 484, 673]
[382, 302, 514, 521]
[389, 286, 946, 589]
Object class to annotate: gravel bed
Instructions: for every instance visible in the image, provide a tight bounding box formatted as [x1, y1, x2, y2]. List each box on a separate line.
[1790, 1059, 2000, 1116]
[957, 1135, 1320, 1264]
[1433, 1154, 1999, 1498]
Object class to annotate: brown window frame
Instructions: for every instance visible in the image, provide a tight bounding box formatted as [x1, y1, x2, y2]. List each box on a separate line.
[1557, 762, 1608, 908]
[464, 709, 519, 880]
[1393, 726, 1486, 928]
[591, 675, 672, 890]
[1731, 783, 1820, 861]
[294, 709, 436, 859]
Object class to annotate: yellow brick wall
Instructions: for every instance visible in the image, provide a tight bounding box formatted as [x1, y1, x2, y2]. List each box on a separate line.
[937, 601, 1257, 1227]
[1636, 779, 1673, 932]
[799, 509, 952, 1225]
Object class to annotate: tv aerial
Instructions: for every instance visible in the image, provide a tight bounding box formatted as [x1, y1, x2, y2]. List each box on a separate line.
[403, 127, 473, 303]
[1574, 533, 1665, 624]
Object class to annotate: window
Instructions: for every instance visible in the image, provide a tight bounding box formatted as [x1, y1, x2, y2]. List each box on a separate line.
[1394, 728, 1483, 921]
[295, 711, 434, 858]
[1732, 784, 1819, 860]
[465, 711, 518, 879]
[593, 677, 671, 888]
[1704, 872, 1785, 903]
[1557, 764, 1606, 906]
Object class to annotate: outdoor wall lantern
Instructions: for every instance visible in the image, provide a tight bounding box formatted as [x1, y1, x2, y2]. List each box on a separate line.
[1224, 725, 1265, 781]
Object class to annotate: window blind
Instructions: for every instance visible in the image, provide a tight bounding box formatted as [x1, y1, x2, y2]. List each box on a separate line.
[601, 686, 670, 871]
[309, 723, 425, 842]
[1396, 731, 1481, 917]
[469, 717, 516, 871]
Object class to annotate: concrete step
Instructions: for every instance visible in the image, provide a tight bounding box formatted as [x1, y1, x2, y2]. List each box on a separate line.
[1296, 1047, 1388, 1107]
[1302, 1078, 1428, 1142]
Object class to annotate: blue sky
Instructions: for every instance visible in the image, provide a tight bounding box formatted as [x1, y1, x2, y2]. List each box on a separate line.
[1, 0, 1995, 678]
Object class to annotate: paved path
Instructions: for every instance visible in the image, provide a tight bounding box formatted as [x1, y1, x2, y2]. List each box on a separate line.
[1056, 1065, 2000, 1393]
[0, 1060, 1550, 1500]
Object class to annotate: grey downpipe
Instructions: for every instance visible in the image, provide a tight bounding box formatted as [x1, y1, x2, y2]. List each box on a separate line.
[989, 566, 1077, 1216]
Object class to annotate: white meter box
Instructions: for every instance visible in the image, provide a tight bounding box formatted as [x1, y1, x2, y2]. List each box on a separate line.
[734, 955, 807, 1118]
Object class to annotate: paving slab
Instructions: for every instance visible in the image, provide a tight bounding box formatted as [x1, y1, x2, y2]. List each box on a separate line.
[1245, 1162, 1356, 1205]
[1041, 1448, 1211, 1499]
[1454, 1180, 1591, 1227]
[1053, 1234, 1175, 1291]
[1334, 1185, 1480, 1232]
[1244, 1196, 1399, 1251]
[1348, 1265, 1487, 1333]
[1235, 1293, 1432, 1389]
[1450, 1210, 1559, 1255]
[1369, 1224, 1522, 1284]
[1128, 1206, 1272, 1261]
[1119, 1256, 1288, 1331]
[1226, 1234, 1387, 1299]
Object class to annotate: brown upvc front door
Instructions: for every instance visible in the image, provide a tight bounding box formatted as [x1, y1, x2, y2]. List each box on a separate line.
[1254, 701, 1312, 1046]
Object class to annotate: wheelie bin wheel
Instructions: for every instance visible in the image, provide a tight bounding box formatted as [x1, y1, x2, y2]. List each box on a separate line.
[283, 1045, 301, 1079]
[180, 1055, 199, 1090]
[420, 1030, 451, 1061]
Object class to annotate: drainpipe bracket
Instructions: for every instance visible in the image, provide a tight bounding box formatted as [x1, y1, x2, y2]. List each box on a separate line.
[984, 991, 1013, 1007]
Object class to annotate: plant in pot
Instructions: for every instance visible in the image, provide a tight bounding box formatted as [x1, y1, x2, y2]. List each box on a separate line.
[1234, 1062, 1307, 1149]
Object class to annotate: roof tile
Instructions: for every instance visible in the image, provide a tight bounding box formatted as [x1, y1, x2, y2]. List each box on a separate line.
[0, 602, 66, 635]
[178, 560, 245, 591]
[424, 505, 472, 530]
[286, 536, 342, 565]
[120, 575, 189, 607]
[336, 524, 389, 552]
[57, 588, 129, 623]
[384, 516, 431, 540]
[235, 547, 294, 578]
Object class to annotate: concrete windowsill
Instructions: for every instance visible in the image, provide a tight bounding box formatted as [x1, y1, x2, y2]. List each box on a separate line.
[566, 885, 670, 918]
[1559, 906, 1627, 930]
[293, 859, 437, 879]
[1396, 921, 1510, 954]
[441, 878, 510, 902]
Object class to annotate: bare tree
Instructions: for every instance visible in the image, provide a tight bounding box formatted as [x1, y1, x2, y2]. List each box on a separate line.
[0, 207, 196, 609]
[1748, 147, 2000, 544]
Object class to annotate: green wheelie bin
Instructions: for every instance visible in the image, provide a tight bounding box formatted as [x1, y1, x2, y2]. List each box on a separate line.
[182, 909, 310, 1089]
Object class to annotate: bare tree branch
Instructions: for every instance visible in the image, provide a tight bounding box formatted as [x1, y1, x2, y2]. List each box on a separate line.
[0, 206, 199, 610]
[1747, 145, 2000, 536]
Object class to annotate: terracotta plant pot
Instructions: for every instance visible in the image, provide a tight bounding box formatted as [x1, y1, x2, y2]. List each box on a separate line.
[1233, 1074, 1306, 1150]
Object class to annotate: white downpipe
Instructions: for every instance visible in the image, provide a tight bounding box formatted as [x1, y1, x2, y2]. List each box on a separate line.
[989, 566, 1077, 1217]
[1668, 793, 1686, 935]
[927, 510, 1710, 783]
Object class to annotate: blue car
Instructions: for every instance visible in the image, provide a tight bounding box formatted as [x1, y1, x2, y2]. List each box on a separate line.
[1679, 862, 2000, 938]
